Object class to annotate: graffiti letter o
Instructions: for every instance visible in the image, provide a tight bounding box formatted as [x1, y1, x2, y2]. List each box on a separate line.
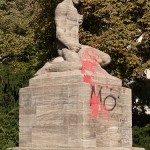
[103, 95, 116, 111]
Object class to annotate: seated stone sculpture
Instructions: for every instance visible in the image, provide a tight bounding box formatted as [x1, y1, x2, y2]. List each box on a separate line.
[35, 0, 111, 75]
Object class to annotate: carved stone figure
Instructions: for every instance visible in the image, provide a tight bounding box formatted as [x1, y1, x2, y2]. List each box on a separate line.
[35, 0, 111, 75]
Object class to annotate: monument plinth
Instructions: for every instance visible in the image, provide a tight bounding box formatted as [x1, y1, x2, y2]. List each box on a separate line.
[8, 71, 144, 150]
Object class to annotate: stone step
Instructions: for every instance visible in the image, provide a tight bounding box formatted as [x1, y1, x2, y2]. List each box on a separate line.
[7, 147, 145, 150]
[29, 70, 122, 87]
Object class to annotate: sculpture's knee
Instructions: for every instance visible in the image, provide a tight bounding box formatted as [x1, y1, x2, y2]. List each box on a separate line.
[63, 48, 80, 62]
[101, 54, 111, 67]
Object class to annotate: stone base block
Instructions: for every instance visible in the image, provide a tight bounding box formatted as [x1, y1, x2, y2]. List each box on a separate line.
[7, 147, 145, 150]
[7, 71, 144, 150]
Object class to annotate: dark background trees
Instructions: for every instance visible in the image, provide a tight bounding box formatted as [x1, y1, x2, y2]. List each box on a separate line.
[0, 0, 36, 149]
[0, 0, 149, 149]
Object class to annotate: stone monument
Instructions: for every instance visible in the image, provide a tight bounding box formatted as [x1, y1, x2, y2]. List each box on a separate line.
[8, 0, 145, 150]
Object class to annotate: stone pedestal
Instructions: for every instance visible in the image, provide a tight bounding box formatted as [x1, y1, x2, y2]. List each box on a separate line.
[8, 71, 144, 150]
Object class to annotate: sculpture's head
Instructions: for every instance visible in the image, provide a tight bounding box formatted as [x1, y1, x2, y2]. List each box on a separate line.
[72, 0, 80, 4]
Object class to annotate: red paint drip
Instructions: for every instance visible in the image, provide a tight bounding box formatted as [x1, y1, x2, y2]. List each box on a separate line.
[80, 47, 117, 123]
[83, 75, 92, 83]
[82, 61, 95, 73]
[80, 47, 100, 118]
[90, 94, 100, 119]
[81, 46, 110, 120]
[81, 47, 99, 84]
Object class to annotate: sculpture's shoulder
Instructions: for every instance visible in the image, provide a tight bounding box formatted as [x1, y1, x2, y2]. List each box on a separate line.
[55, 2, 69, 14]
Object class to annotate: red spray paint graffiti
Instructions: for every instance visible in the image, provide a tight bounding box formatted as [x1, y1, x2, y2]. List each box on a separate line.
[90, 85, 117, 121]
[80, 46, 100, 119]
[80, 46, 117, 119]
[90, 86, 100, 119]
[80, 46, 99, 84]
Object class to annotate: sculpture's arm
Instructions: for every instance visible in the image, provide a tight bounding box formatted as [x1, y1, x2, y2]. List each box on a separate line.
[55, 4, 81, 52]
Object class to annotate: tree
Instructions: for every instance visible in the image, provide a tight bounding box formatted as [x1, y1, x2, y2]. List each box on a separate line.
[131, 79, 150, 127]
[0, 0, 36, 149]
[133, 125, 150, 150]
[80, 0, 150, 79]
[0, 64, 32, 150]
[0, 0, 38, 73]
[32, 0, 61, 68]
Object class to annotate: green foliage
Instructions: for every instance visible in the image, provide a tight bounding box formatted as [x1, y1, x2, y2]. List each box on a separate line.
[0, 0, 38, 73]
[0, 0, 36, 149]
[0, 106, 19, 150]
[32, 0, 61, 68]
[79, 0, 150, 80]
[132, 79, 150, 127]
[0, 64, 32, 150]
[133, 125, 150, 150]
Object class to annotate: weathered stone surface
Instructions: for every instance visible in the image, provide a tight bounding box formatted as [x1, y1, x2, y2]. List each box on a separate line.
[8, 147, 145, 150]
[19, 78, 129, 148]
[8, 71, 144, 150]
[32, 126, 68, 148]
[19, 127, 32, 147]
[30, 70, 122, 87]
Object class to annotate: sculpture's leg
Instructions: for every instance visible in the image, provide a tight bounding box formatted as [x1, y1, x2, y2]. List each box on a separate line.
[46, 48, 82, 72]
[79, 45, 111, 67]
[34, 57, 64, 76]
[79, 45, 118, 80]
[35, 49, 82, 75]
[34, 62, 53, 76]
[94, 48, 111, 66]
